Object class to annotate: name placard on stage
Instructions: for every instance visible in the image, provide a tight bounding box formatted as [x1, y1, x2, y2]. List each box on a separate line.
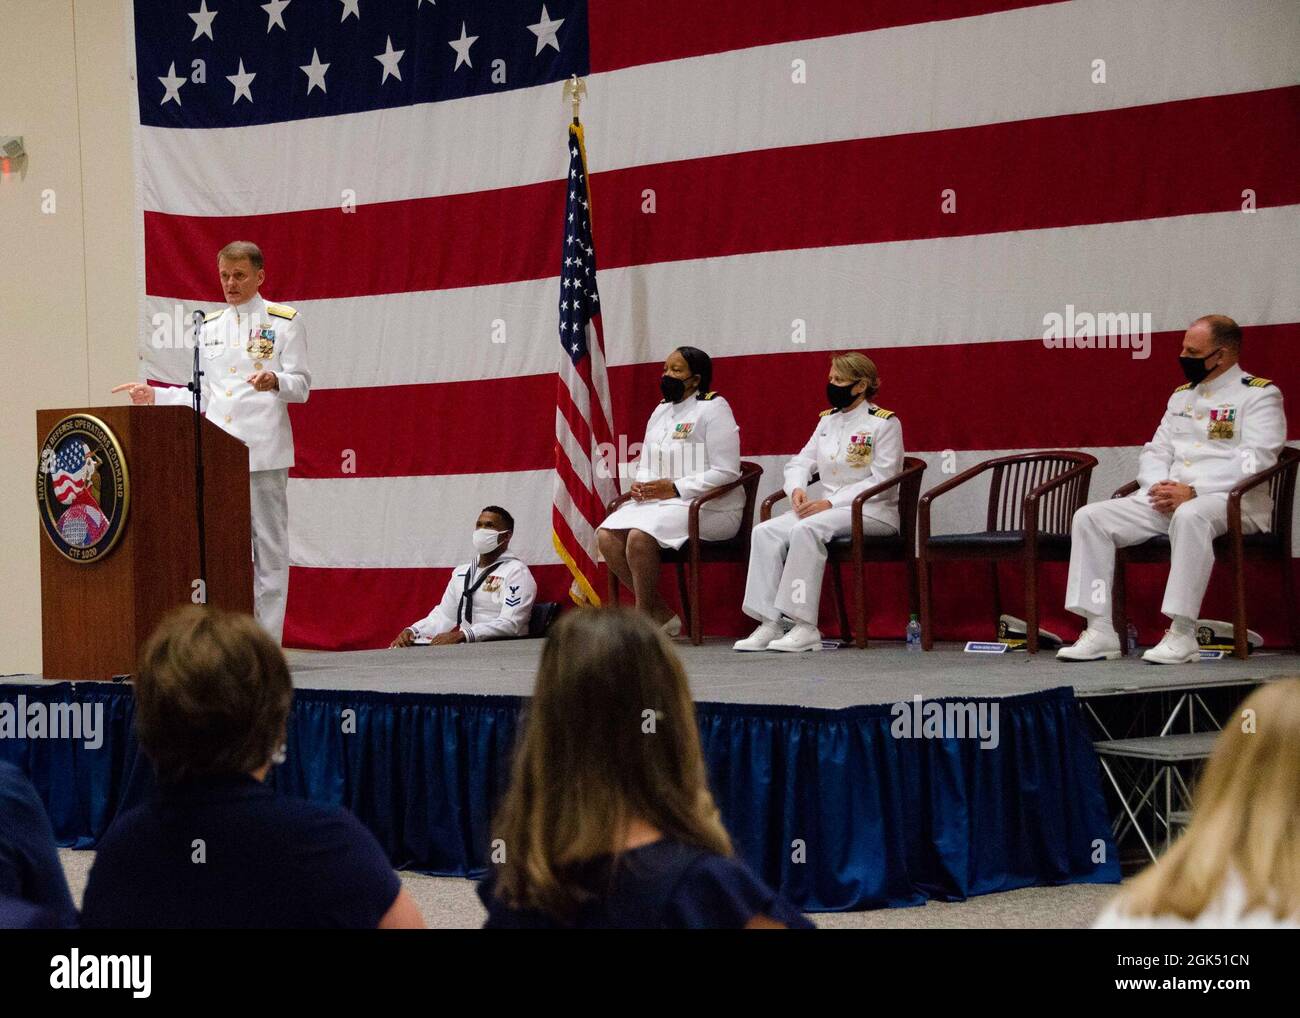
[964, 641, 1010, 654]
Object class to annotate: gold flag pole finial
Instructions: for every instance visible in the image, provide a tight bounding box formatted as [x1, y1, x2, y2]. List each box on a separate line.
[562, 74, 587, 123]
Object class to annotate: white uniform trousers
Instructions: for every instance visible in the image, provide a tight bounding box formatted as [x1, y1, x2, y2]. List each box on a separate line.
[1065, 492, 1259, 623]
[743, 506, 897, 627]
[249, 468, 290, 644]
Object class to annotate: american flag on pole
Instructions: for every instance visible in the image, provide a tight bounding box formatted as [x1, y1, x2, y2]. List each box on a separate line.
[131, 1, 1298, 649]
[553, 118, 618, 605]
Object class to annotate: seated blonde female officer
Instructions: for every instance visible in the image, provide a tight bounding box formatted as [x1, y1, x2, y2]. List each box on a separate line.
[735, 352, 903, 653]
[597, 347, 742, 635]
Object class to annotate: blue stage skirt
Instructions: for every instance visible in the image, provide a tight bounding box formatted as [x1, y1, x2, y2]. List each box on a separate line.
[1, 682, 1118, 910]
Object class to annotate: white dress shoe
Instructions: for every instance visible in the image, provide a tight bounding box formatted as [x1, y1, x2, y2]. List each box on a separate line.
[1056, 628, 1122, 661]
[661, 615, 683, 638]
[1142, 629, 1200, 665]
[733, 621, 784, 652]
[766, 622, 823, 653]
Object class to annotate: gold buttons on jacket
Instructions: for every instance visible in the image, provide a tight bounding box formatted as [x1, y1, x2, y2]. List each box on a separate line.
[254, 361, 263, 370]
[226, 389, 233, 397]
[225, 415, 232, 424]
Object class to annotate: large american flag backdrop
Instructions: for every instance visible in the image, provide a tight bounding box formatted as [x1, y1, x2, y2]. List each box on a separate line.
[133, 1, 1299, 651]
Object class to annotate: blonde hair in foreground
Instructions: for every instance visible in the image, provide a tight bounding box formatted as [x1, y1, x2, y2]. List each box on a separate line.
[490, 607, 733, 917]
[1118, 678, 1300, 921]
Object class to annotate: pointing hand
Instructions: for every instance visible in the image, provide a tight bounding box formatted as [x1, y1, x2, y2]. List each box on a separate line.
[111, 382, 155, 405]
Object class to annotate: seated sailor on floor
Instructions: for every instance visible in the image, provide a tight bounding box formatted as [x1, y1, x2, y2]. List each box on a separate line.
[390, 506, 537, 647]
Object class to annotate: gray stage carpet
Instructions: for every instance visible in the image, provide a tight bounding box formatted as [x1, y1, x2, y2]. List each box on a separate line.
[7, 642, 1294, 708]
[280, 641, 1300, 709]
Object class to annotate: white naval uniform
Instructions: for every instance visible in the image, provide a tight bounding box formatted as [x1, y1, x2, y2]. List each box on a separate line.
[154, 294, 310, 643]
[1065, 364, 1286, 622]
[407, 554, 537, 642]
[743, 401, 903, 627]
[600, 392, 743, 548]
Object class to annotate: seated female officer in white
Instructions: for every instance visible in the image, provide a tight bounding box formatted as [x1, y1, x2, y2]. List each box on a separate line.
[735, 352, 903, 653]
[597, 347, 742, 635]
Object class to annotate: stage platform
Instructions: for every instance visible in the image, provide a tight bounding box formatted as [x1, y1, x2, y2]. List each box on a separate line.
[3, 641, 1293, 912]
[4, 639, 1296, 702]
[279, 639, 1300, 705]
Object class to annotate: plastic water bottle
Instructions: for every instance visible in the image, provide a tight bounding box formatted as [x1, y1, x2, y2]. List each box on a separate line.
[1126, 622, 1139, 655]
[906, 613, 922, 652]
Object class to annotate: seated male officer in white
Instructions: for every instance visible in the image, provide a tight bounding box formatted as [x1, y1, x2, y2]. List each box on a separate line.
[1059, 315, 1286, 665]
[390, 506, 537, 647]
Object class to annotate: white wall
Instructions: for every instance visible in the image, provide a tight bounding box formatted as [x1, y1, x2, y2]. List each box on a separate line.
[0, 0, 137, 674]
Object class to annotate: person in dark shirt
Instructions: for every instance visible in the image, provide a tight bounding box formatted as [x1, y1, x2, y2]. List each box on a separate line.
[0, 895, 68, 928]
[80, 606, 422, 929]
[480, 606, 812, 929]
[0, 760, 78, 929]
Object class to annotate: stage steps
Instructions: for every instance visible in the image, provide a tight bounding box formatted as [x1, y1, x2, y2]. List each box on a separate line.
[1093, 732, 1217, 865]
[1080, 672, 1259, 870]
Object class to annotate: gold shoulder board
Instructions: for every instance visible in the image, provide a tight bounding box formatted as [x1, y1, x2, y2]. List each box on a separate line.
[698, 390, 717, 400]
[203, 310, 223, 323]
[1245, 376, 1274, 388]
[870, 407, 896, 419]
[818, 408, 836, 418]
[266, 303, 298, 320]
[1173, 383, 1192, 393]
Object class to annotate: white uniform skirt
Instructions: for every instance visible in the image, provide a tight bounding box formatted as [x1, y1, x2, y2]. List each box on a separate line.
[600, 499, 743, 550]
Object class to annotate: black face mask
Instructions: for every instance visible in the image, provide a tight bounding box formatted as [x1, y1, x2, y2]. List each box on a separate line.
[826, 382, 860, 409]
[660, 375, 687, 402]
[1179, 351, 1220, 386]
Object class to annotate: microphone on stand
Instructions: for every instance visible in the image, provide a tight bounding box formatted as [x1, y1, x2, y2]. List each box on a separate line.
[189, 309, 209, 602]
[188, 310, 205, 397]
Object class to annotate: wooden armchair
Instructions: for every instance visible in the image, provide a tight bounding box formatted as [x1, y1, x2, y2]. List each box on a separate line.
[759, 458, 927, 647]
[1110, 446, 1300, 659]
[917, 451, 1097, 653]
[606, 461, 764, 645]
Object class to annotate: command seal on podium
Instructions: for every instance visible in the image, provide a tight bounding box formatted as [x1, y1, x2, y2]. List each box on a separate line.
[36, 414, 130, 563]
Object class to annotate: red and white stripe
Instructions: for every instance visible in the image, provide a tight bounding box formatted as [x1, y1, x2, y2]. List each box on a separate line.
[53, 473, 87, 505]
[134, 0, 1300, 649]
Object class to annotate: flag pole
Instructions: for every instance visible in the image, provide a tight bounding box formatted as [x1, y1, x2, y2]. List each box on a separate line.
[563, 73, 586, 125]
[564, 75, 597, 239]
[553, 72, 608, 607]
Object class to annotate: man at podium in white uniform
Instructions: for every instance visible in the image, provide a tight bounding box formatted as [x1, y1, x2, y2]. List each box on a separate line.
[112, 241, 310, 643]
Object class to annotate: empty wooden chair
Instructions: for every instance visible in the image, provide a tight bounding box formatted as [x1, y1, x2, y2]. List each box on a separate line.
[917, 451, 1097, 653]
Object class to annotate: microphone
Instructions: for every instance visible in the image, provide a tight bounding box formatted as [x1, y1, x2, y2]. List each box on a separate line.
[188, 310, 204, 394]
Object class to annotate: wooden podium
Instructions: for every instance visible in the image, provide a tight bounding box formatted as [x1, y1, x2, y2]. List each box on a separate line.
[36, 405, 253, 680]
